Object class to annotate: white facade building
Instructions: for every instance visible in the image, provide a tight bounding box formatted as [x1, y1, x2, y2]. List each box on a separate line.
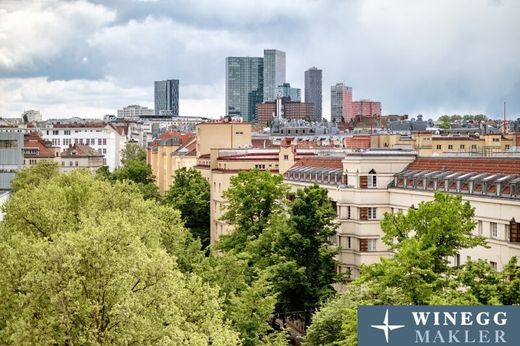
[39, 123, 126, 171]
[117, 105, 154, 118]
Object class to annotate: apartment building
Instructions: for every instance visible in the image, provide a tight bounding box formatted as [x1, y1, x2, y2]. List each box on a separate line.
[284, 152, 520, 277]
[60, 144, 104, 173]
[22, 132, 60, 167]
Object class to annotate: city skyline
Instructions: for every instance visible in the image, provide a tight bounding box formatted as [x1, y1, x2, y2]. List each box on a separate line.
[0, 0, 519, 119]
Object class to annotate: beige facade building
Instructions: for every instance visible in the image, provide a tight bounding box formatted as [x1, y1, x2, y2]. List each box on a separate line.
[285, 153, 520, 277]
[60, 144, 103, 173]
[22, 132, 60, 167]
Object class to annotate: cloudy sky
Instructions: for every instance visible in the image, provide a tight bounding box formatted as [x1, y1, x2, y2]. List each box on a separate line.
[0, 0, 519, 120]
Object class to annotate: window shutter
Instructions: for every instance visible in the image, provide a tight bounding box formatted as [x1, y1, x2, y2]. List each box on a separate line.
[360, 239, 368, 252]
[510, 218, 520, 243]
[360, 207, 368, 220]
[360, 175, 368, 189]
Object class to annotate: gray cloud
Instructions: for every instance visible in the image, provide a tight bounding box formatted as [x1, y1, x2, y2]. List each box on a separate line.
[0, 0, 519, 119]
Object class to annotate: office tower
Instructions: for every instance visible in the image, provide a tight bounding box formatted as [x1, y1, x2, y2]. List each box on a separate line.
[154, 79, 179, 116]
[352, 100, 382, 117]
[263, 49, 286, 102]
[225, 57, 264, 122]
[276, 83, 301, 101]
[305, 67, 322, 121]
[331, 83, 353, 123]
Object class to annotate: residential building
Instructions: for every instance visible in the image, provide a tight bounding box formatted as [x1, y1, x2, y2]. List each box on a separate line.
[22, 132, 60, 167]
[352, 100, 382, 118]
[225, 57, 264, 121]
[331, 83, 353, 123]
[263, 49, 286, 102]
[117, 105, 154, 118]
[147, 131, 195, 195]
[285, 152, 520, 277]
[154, 79, 179, 116]
[60, 144, 103, 173]
[38, 122, 126, 171]
[276, 83, 301, 101]
[0, 132, 23, 190]
[305, 67, 322, 121]
[0, 191, 9, 221]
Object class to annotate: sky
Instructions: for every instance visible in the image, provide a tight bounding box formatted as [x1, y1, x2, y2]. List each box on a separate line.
[0, 0, 519, 120]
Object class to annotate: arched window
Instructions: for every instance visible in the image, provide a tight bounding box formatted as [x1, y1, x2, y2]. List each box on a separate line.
[368, 169, 377, 188]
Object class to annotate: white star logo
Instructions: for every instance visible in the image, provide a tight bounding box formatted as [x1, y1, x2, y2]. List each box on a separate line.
[370, 308, 405, 343]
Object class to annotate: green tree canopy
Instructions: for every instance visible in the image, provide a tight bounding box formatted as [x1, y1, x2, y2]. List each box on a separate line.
[218, 169, 288, 252]
[10, 160, 59, 193]
[0, 170, 239, 345]
[163, 167, 210, 248]
[121, 142, 146, 164]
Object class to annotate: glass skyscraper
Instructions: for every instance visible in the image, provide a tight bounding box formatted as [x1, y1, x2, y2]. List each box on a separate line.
[154, 79, 179, 116]
[225, 57, 263, 122]
[305, 67, 322, 121]
[263, 49, 286, 102]
[276, 83, 301, 101]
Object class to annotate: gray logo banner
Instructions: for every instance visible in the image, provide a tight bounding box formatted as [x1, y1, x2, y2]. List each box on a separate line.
[358, 306, 520, 346]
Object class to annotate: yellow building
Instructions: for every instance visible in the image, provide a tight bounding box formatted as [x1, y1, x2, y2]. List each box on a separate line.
[147, 131, 195, 195]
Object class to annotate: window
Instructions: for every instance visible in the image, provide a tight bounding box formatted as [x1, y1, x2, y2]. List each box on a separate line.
[0, 140, 17, 148]
[61, 161, 65, 166]
[69, 161, 73, 166]
[98, 138, 102, 145]
[52, 130, 59, 135]
[359, 175, 368, 189]
[471, 144, 477, 150]
[368, 207, 376, 220]
[284, 155, 289, 160]
[367, 239, 377, 252]
[492, 138, 499, 142]
[64, 130, 71, 135]
[347, 236, 351, 249]
[490, 222, 498, 239]
[347, 206, 351, 219]
[255, 164, 265, 169]
[460, 144, 465, 150]
[102, 148, 106, 154]
[368, 169, 377, 188]
[75, 161, 78, 167]
[478, 220, 483, 235]
[454, 253, 461, 266]
[505, 145, 510, 150]
[102, 138, 107, 145]
[448, 144, 453, 150]
[490, 261, 497, 271]
[436, 145, 442, 150]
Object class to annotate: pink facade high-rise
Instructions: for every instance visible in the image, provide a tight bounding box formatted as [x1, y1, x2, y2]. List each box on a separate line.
[352, 99, 382, 117]
[331, 83, 353, 123]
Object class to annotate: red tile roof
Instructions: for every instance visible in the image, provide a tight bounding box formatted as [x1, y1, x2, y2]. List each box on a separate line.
[23, 133, 56, 158]
[148, 131, 194, 148]
[407, 157, 520, 175]
[61, 144, 102, 158]
[291, 156, 344, 169]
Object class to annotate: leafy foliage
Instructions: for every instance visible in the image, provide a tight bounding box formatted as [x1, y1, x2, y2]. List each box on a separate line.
[121, 142, 147, 164]
[163, 168, 210, 248]
[10, 160, 59, 192]
[0, 170, 239, 345]
[305, 193, 518, 345]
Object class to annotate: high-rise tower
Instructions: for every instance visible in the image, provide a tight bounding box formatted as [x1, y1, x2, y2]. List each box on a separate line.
[154, 79, 179, 116]
[263, 49, 286, 102]
[305, 67, 322, 121]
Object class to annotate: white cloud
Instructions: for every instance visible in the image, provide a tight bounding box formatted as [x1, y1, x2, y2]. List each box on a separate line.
[0, 0, 115, 71]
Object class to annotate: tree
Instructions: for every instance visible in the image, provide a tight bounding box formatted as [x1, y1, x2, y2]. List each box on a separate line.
[112, 159, 158, 200]
[163, 168, 210, 248]
[218, 170, 288, 252]
[10, 160, 59, 193]
[267, 185, 339, 313]
[121, 142, 146, 164]
[381, 192, 485, 274]
[0, 170, 239, 345]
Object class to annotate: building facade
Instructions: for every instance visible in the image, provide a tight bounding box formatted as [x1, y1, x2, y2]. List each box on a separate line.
[256, 98, 315, 125]
[154, 79, 179, 116]
[305, 67, 322, 121]
[352, 99, 382, 117]
[225, 57, 264, 122]
[331, 83, 353, 123]
[60, 144, 104, 173]
[276, 83, 301, 101]
[263, 49, 286, 102]
[117, 105, 154, 118]
[0, 132, 23, 190]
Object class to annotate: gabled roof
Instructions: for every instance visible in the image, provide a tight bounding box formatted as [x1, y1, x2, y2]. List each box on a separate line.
[61, 144, 102, 158]
[173, 137, 197, 156]
[23, 132, 56, 158]
[290, 156, 344, 169]
[148, 131, 194, 148]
